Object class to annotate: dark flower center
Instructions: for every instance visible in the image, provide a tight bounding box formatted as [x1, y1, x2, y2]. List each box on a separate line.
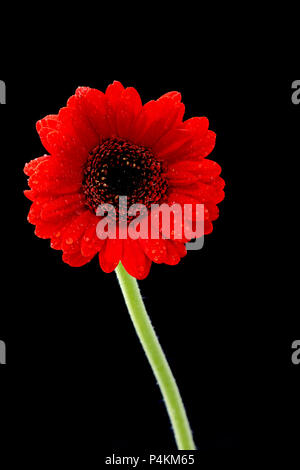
[82, 138, 168, 218]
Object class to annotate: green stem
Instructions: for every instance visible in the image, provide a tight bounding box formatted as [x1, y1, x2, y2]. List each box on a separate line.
[115, 262, 196, 450]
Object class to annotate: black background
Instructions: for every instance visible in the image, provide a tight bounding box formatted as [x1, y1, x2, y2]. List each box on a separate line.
[0, 73, 299, 463]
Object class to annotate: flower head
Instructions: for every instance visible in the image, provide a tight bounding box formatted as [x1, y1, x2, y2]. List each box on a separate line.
[24, 81, 224, 279]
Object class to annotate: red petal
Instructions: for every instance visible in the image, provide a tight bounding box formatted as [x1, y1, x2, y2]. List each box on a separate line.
[105, 81, 125, 135]
[61, 211, 94, 254]
[24, 189, 37, 201]
[135, 92, 185, 147]
[62, 250, 93, 267]
[167, 192, 200, 206]
[27, 200, 43, 224]
[105, 81, 125, 101]
[99, 239, 123, 273]
[40, 193, 85, 222]
[34, 219, 67, 239]
[116, 87, 143, 139]
[139, 238, 167, 264]
[167, 166, 199, 185]
[174, 182, 225, 204]
[164, 240, 181, 265]
[206, 204, 219, 222]
[168, 159, 222, 181]
[68, 88, 111, 139]
[28, 157, 82, 195]
[172, 241, 187, 258]
[81, 220, 105, 258]
[204, 220, 214, 235]
[121, 238, 152, 280]
[24, 155, 50, 176]
[152, 128, 191, 157]
[159, 118, 215, 162]
[37, 115, 87, 163]
[36, 115, 59, 132]
[195, 130, 216, 159]
[58, 106, 99, 151]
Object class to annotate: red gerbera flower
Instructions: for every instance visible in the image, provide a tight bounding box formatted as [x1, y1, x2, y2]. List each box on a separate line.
[24, 81, 224, 279]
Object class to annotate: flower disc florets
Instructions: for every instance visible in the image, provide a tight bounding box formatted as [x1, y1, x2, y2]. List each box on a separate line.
[82, 138, 168, 219]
